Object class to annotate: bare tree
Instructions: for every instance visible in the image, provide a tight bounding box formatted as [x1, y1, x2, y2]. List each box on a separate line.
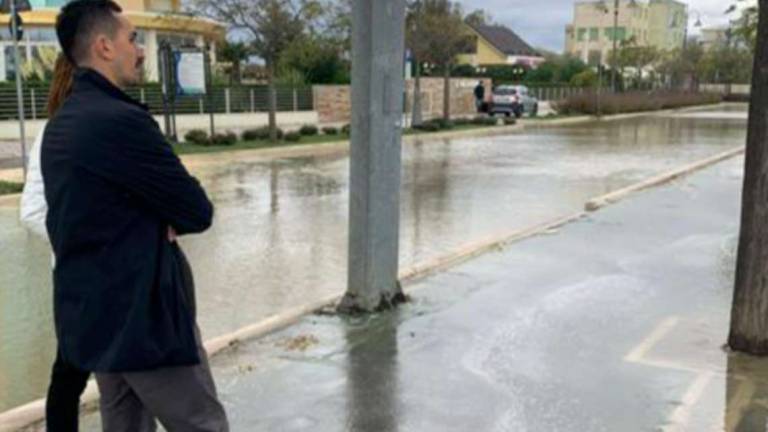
[729, 0, 768, 355]
[193, 0, 323, 141]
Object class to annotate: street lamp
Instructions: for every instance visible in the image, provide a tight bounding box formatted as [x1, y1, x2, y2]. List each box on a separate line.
[596, 0, 637, 93]
[682, 9, 703, 51]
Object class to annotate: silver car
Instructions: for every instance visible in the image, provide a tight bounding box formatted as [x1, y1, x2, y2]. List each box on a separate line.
[490, 85, 539, 118]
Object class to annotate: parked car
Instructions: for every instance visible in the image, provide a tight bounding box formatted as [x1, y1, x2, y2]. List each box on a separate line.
[490, 85, 539, 118]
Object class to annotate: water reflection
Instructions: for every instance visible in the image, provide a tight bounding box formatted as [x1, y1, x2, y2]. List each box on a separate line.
[725, 353, 768, 431]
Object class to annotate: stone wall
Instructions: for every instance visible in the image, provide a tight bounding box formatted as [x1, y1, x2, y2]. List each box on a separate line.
[313, 77, 492, 124]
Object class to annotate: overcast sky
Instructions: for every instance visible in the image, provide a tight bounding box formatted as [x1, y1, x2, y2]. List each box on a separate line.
[457, 0, 757, 53]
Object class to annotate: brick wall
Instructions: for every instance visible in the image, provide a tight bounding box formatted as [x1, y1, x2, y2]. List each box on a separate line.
[313, 77, 492, 124]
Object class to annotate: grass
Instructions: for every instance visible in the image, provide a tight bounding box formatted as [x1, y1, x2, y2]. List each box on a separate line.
[173, 122, 507, 156]
[0, 180, 23, 196]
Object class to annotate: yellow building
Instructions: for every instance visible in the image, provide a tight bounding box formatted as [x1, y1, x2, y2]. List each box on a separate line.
[458, 23, 545, 68]
[565, 0, 687, 65]
[0, 0, 225, 82]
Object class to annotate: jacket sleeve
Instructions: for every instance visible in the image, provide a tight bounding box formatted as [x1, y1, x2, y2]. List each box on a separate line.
[75, 109, 214, 235]
[19, 127, 49, 239]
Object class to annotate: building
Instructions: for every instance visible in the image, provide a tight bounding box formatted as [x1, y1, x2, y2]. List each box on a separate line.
[458, 22, 545, 69]
[0, 0, 225, 82]
[565, 0, 687, 66]
[699, 27, 732, 50]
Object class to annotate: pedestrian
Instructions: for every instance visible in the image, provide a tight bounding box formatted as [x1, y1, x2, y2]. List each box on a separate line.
[41, 0, 229, 430]
[474, 80, 486, 112]
[20, 53, 93, 432]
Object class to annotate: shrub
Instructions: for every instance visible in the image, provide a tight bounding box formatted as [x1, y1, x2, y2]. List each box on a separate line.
[341, 124, 351, 135]
[0, 180, 23, 195]
[322, 126, 339, 135]
[184, 129, 210, 146]
[210, 131, 237, 146]
[551, 91, 723, 116]
[299, 124, 319, 136]
[503, 117, 517, 126]
[413, 122, 441, 132]
[429, 118, 455, 130]
[241, 126, 284, 141]
[284, 131, 302, 142]
[453, 117, 472, 126]
[472, 116, 498, 126]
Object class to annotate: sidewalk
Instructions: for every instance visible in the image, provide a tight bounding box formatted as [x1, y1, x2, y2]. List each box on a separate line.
[72, 156, 764, 431]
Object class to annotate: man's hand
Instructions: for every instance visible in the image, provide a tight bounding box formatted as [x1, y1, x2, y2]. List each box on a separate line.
[168, 227, 177, 243]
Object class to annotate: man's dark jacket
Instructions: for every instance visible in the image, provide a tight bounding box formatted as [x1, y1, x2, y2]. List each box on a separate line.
[41, 69, 213, 372]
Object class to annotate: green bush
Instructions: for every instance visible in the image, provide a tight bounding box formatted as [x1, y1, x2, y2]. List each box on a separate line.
[413, 122, 441, 132]
[184, 129, 210, 146]
[472, 116, 498, 126]
[341, 124, 351, 135]
[210, 131, 237, 146]
[0, 180, 23, 195]
[503, 117, 517, 126]
[241, 126, 284, 141]
[322, 126, 339, 135]
[284, 131, 302, 142]
[299, 124, 319, 136]
[453, 117, 472, 126]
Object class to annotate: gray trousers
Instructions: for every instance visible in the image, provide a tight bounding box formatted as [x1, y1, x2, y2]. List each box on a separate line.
[95, 338, 229, 432]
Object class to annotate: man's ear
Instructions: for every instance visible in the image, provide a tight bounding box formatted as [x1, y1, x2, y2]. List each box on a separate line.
[93, 34, 116, 61]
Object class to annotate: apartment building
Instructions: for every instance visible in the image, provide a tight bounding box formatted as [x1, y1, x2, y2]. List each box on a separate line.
[565, 0, 687, 66]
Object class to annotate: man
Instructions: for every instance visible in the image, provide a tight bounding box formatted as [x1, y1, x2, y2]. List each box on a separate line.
[474, 80, 486, 112]
[42, 0, 228, 430]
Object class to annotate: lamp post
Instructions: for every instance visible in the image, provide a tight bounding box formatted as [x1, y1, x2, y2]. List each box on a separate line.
[682, 9, 702, 51]
[597, 0, 637, 93]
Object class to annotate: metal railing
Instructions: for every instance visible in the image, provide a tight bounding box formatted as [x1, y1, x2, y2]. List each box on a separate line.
[0, 85, 314, 121]
[526, 86, 590, 102]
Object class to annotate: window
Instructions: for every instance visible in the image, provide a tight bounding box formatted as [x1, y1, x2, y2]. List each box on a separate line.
[577, 28, 587, 42]
[5, 45, 28, 81]
[26, 27, 57, 43]
[605, 27, 627, 41]
[589, 28, 599, 41]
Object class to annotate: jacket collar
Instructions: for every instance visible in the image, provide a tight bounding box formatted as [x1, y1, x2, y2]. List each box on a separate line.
[73, 68, 149, 112]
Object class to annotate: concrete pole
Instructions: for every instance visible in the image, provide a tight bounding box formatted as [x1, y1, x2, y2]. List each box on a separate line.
[338, 0, 407, 313]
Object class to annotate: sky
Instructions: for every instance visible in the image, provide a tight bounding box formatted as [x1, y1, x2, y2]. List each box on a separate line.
[457, 0, 758, 53]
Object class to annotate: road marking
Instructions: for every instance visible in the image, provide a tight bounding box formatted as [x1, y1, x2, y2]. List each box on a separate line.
[625, 316, 680, 364]
[661, 371, 715, 432]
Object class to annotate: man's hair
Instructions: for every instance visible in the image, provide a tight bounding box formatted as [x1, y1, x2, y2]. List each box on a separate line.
[56, 0, 123, 66]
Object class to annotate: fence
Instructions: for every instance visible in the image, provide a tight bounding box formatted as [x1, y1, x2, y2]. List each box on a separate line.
[699, 83, 751, 96]
[0, 85, 314, 121]
[526, 86, 590, 102]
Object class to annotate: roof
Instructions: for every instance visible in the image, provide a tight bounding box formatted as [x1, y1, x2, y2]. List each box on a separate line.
[468, 23, 541, 57]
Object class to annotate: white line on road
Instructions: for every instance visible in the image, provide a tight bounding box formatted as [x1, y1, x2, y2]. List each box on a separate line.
[624, 316, 680, 364]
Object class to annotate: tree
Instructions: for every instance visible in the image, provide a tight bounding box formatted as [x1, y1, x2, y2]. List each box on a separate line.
[699, 45, 754, 84]
[730, 2, 760, 51]
[414, 0, 472, 121]
[464, 8, 492, 27]
[279, 35, 350, 84]
[656, 42, 704, 90]
[729, 0, 768, 355]
[218, 40, 250, 85]
[193, 0, 323, 141]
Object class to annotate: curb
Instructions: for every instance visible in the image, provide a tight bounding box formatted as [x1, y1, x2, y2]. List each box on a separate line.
[0, 211, 586, 432]
[585, 146, 744, 211]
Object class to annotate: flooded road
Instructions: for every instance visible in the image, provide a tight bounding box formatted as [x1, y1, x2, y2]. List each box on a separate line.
[0, 105, 747, 412]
